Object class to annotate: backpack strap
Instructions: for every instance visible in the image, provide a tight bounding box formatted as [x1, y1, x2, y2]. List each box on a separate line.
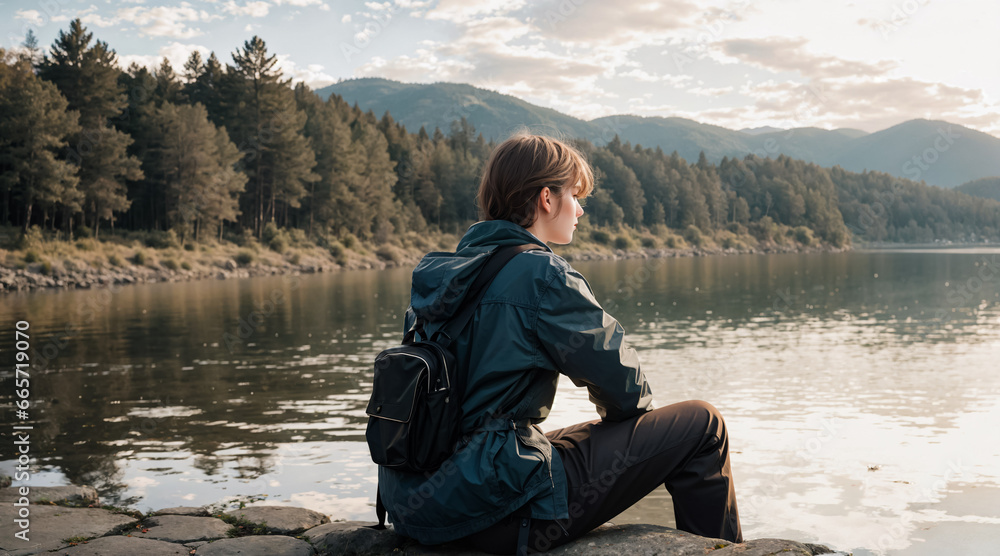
[433, 243, 544, 349]
[434, 243, 543, 410]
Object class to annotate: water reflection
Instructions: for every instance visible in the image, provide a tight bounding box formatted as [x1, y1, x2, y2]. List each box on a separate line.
[1, 250, 998, 554]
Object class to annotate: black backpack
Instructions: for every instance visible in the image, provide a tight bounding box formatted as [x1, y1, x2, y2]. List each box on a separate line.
[365, 243, 542, 474]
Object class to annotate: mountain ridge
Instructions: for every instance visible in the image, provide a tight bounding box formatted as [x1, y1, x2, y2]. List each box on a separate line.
[318, 78, 1000, 188]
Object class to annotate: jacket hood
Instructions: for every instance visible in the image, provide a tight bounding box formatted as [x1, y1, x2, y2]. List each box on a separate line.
[410, 220, 551, 323]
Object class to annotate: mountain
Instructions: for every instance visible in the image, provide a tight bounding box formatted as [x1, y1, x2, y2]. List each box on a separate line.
[955, 177, 1000, 202]
[832, 128, 869, 139]
[320, 78, 999, 188]
[589, 115, 752, 161]
[739, 126, 785, 135]
[316, 78, 594, 140]
[828, 119, 1000, 188]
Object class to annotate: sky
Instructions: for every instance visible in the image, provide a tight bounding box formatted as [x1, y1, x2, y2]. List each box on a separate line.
[3, 0, 999, 136]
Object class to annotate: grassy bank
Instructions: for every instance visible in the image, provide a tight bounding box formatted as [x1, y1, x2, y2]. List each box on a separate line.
[0, 220, 839, 293]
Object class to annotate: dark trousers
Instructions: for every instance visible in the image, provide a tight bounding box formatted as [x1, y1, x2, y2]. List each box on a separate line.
[462, 400, 743, 554]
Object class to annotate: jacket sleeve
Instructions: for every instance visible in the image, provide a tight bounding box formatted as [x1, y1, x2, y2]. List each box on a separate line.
[402, 306, 416, 336]
[535, 266, 653, 422]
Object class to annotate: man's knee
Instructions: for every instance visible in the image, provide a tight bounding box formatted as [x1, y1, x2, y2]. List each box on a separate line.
[681, 399, 726, 436]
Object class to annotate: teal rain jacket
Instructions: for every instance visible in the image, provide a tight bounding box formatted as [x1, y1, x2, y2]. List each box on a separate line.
[379, 219, 653, 544]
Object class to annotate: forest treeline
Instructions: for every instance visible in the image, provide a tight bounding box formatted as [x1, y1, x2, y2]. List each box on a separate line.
[2, 19, 999, 250]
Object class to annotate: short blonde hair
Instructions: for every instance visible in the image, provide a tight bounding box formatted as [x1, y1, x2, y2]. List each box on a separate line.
[477, 133, 594, 227]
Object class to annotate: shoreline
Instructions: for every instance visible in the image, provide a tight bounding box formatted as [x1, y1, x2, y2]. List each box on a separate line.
[0, 240, 847, 295]
[0, 484, 839, 555]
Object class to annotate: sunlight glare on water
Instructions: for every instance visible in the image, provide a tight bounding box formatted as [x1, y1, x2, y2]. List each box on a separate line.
[1, 248, 998, 554]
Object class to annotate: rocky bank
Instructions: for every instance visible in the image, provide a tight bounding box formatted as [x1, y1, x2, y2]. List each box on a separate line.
[0, 242, 842, 295]
[0, 485, 849, 556]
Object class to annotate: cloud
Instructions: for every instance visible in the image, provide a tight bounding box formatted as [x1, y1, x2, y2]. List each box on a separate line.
[687, 85, 734, 96]
[354, 14, 611, 119]
[222, 1, 272, 18]
[425, 0, 526, 23]
[118, 42, 212, 76]
[696, 36, 1000, 133]
[275, 54, 336, 90]
[273, 0, 325, 6]
[717, 37, 895, 79]
[45, 3, 220, 39]
[618, 69, 693, 87]
[342, 14, 352, 23]
[15, 10, 45, 26]
[527, 0, 699, 48]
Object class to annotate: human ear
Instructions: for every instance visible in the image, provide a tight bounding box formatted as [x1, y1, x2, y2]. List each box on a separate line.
[538, 187, 552, 214]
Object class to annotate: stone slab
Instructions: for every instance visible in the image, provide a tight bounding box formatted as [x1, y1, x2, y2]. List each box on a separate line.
[153, 506, 211, 517]
[0, 485, 99, 506]
[304, 521, 837, 556]
[714, 537, 836, 555]
[305, 521, 406, 556]
[195, 535, 317, 555]
[132, 514, 231, 543]
[55, 535, 192, 555]
[224, 505, 330, 535]
[0, 504, 138, 555]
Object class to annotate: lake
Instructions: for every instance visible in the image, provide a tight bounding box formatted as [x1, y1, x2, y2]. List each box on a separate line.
[2, 247, 999, 555]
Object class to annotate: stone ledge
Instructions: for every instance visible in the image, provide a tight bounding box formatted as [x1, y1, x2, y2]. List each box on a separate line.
[0, 485, 99, 506]
[132, 514, 231, 543]
[0, 487, 847, 556]
[224, 505, 330, 535]
[55, 535, 193, 555]
[306, 521, 847, 556]
[0, 505, 139, 555]
[195, 535, 317, 555]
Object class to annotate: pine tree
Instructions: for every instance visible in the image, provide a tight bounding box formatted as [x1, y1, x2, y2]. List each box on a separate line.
[38, 19, 142, 237]
[149, 103, 245, 242]
[154, 58, 183, 105]
[183, 52, 228, 127]
[269, 87, 319, 227]
[118, 63, 162, 230]
[227, 36, 316, 236]
[591, 149, 644, 227]
[0, 51, 81, 231]
[295, 85, 358, 237]
[346, 115, 397, 241]
[20, 30, 41, 67]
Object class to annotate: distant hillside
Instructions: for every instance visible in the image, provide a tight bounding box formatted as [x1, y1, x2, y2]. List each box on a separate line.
[740, 126, 785, 135]
[317, 78, 594, 140]
[322, 78, 1000, 188]
[589, 115, 753, 161]
[955, 177, 1000, 202]
[829, 119, 1000, 188]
